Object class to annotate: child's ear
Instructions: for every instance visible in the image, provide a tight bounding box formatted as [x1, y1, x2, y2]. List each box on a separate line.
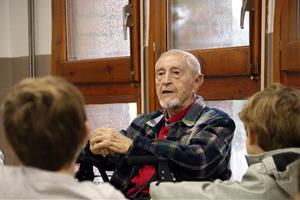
[82, 121, 90, 145]
[247, 128, 256, 145]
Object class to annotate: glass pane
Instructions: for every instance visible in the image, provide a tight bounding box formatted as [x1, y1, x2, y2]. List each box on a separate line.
[66, 0, 130, 60]
[205, 100, 247, 181]
[169, 0, 249, 50]
[75, 103, 137, 181]
[85, 103, 137, 133]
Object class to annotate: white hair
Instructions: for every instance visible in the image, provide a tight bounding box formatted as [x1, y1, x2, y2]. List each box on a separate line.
[156, 49, 201, 75]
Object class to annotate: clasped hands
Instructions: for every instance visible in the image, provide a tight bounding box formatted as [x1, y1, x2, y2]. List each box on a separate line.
[90, 128, 133, 157]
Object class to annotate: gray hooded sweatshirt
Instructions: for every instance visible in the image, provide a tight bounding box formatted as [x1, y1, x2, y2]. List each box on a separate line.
[150, 148, 300, 200]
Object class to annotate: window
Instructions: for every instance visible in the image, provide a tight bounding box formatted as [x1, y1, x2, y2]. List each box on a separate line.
[52, 0, 141, 108]
[147, 0, 261, 110]
[170, 0, 249, 49]
[66, 0, 130, 60]
[85, 103, 137, 132]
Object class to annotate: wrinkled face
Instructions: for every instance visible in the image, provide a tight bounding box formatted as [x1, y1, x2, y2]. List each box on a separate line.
[155, 54, 202, 111]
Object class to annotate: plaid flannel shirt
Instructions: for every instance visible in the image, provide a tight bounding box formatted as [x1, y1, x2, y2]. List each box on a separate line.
[85, 96, 235, 194]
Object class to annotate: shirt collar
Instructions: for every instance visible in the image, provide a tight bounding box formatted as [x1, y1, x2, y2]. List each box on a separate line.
[164, 98, 195, 125]
[146, 96, 206, 127]
[181, 96, 206, 126]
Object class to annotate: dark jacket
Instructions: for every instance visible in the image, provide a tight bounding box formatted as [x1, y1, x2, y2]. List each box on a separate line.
[83, 96, 235, 194]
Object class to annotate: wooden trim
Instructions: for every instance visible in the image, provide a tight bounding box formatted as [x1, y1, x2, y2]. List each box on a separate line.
[59, 57, 132, 83]
[280, 1, 300, 70]
[200, 76, 260, 100]
[281, 41, 300, 70]
[280, 68, 300, 72]
[147, 0, 168, 112]
[130, 0, 141, 82]
[77, 83, 140, 104]
[285, 0, 297, 41]
[273, 0, 282, 82]
[250, 0, 262, 79]
[52, 0, 67, 75]
[158, 0, 167, 56]
[274, 0, 300, 89]
[189, 47, 251, 77]
[65, 0, 74, 60]
[280, 72, 300, 89]
[167, 0, 174, 49]
[148, 0, 169, 112]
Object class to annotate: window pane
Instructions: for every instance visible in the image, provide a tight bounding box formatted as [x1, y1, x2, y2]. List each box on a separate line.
[77, 103, 137, 181]
[169, 0, 249, 50]
[85, 103, 137, 133]
[66, 0, 130, 60]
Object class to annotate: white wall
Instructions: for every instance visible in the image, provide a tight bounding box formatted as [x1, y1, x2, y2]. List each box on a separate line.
[0, 0, 11, 57]
[9, 0, 28, 57]
[35, 0, 51, 55]
[0, 0, 51, 58]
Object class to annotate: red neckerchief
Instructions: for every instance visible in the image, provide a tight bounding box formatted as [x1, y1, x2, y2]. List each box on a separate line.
[159, 99, 195, 139]
[126, 99, 195, 197]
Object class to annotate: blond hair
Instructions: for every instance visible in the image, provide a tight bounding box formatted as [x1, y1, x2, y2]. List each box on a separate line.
[1, 76, 86, 171]
[239, 83, 300, 151]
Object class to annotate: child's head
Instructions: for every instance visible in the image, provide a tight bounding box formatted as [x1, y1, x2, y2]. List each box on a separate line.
[239, 83, 300, 153]
[1, 76, 87, 171]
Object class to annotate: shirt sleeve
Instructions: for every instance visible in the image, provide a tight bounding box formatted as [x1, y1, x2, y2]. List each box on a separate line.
[150, 167, 271, 200]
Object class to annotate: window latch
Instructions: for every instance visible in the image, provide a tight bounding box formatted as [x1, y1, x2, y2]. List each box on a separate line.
[240, 0, 254, 29]
[123, 4, 132, 40]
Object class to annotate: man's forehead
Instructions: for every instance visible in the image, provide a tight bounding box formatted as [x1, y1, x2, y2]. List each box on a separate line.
[156, 55, 186, 69]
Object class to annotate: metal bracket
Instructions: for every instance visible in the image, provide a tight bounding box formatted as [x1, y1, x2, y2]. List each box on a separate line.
[250, 62, 260, 80]
[123, 4, 133, 40]
[240, 0, 260, 80]
[240, 0, 255, 29]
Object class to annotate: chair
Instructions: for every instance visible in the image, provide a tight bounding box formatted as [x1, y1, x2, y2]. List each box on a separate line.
[75, 152, 175, 183]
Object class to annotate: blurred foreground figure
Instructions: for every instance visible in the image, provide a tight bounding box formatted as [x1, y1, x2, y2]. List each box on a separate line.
[0, 76, 125, 199]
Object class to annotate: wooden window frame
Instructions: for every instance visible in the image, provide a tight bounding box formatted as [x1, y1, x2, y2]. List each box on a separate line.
[273, 0, 300, 89]
[147, 0, 261, 111]
[52, 0, 141, 110]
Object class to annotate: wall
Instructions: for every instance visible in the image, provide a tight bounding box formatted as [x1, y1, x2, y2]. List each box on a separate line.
[0, 0, 52, 165]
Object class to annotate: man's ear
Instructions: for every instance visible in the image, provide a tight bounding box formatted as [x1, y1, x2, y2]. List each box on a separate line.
[194, 74, 204, 92]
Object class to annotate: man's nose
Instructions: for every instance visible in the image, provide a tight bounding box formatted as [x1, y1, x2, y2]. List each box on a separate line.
[162, 72, 172, 83]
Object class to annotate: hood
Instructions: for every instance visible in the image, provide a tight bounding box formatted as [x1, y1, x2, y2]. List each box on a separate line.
[247, 148, 300, 197]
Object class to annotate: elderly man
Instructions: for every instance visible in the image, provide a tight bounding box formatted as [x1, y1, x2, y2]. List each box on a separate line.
[85, 49, 235, 199]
